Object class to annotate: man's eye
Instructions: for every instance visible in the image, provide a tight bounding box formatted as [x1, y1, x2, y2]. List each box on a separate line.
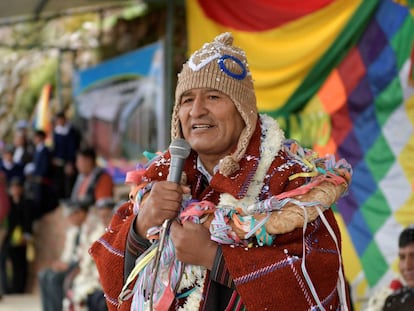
[208, 95, 219, 100]
[181, 98, 193, 104]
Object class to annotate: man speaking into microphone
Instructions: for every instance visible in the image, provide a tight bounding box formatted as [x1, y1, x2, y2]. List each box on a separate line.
[91, 33, 353, 311]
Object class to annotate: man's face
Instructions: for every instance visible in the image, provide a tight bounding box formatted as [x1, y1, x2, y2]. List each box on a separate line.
[68, 209, 87, 226]
[33, 135, 42, 145]
[13, 132, 25, 146]
[399, 242, 414, 288]
[56, 116, 66, 126]
[76, 155, 94, 175]
[2, 151, 12, 162]
[178, 88, 245, 163]
[9, 184, 23, 197]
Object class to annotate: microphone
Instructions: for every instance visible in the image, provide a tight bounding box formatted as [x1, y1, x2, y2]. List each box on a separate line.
[167, 138, 191, 183]
[150, 138, 191, 309]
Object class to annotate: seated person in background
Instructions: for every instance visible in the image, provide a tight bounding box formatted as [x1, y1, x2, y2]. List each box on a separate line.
[69, 146, 114, 209]
[58, 146, 113, 311]
[366, 225, 414, 311]
[38, 201, 89, 311]
[64, 197, 117, 311]
[87, 198, 119, 311]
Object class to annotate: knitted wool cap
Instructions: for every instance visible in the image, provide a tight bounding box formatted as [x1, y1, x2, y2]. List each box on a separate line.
[172, 32, 258, 176]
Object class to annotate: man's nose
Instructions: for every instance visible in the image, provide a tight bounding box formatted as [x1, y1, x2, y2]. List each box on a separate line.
[401, 257, 413, 270]
[189, 97, 207, 117]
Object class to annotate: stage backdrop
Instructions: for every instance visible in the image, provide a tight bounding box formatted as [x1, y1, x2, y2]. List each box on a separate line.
[73, 41, 166, 161]
[186, 0, 414, 309]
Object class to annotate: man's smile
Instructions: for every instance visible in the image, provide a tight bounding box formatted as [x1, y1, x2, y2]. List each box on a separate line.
[191, 124, 214, 130]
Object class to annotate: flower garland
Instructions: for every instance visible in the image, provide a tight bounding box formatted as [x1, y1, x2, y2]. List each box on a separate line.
[217, 114, 284, 211]
[213, 115, 285, 246]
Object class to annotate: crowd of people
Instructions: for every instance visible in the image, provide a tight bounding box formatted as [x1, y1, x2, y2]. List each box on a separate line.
[38, 145, 116, 311]
[0, 111, 121, 311]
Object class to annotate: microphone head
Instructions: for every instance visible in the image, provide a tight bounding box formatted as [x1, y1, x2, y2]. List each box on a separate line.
[169, 138, 191, 159]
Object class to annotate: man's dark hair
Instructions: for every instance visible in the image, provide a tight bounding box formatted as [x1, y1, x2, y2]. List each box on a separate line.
[34, 129, 47, 139]
[9, 176, 24, 187]
[77, 146, 96, 161]
[55, 111, 66, 119]
[3, 144, 14, 154]
[399, 226, 414, 248]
